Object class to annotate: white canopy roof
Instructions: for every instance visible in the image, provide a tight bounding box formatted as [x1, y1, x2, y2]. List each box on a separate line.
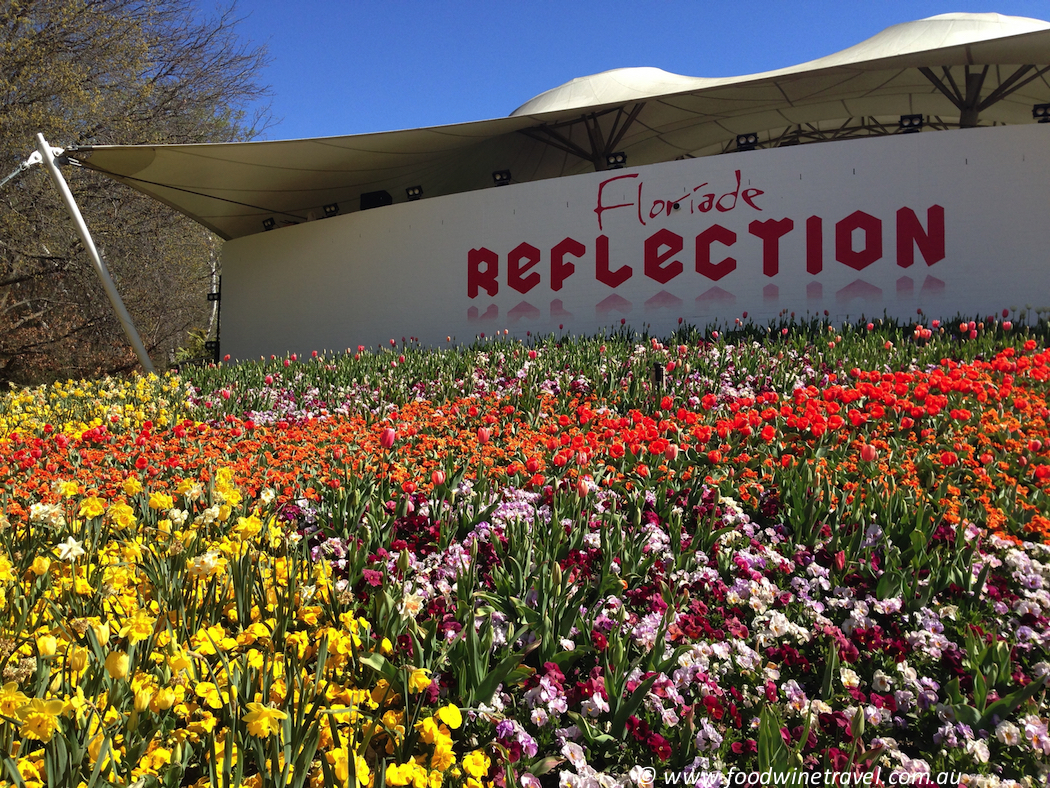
[73, 12, 1050, 240]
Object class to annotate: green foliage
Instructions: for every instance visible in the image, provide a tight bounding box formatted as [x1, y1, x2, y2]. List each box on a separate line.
[0, 0, 269, 384]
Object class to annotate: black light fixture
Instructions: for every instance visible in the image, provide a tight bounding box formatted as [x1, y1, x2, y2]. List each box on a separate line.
[262, 217, 276, 231]
[323, 203, 339, 217]
[899, 114, 924, 133]
[492, 170, 512, 187]
[606, 151, 627, 169]
[1033, 104, 1050, 123]
[406, 185, 423, 201]
[651, 362, 664, 390]
[736, 133, 759, 151]
[360, 190, 393, 210]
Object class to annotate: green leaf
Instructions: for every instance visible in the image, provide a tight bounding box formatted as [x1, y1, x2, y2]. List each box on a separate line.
[610, 673, 659, 739]
[980, 675, 1047, 731]
[359, 652, 403, 694]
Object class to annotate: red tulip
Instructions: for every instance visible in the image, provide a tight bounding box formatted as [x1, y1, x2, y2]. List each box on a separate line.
[432, 470, 446, 486]
[380, 428, 396, 449]
[664, 443, 679, 461]
[477, 428, 491, 445]
[940, 451, 958, 466]
[860, 444, 878, 463]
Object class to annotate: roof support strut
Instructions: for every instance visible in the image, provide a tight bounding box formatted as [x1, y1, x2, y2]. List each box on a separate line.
[920, 64, 1050, 127]
[34, 133, 155, 374]
[520, 103, 645, 171]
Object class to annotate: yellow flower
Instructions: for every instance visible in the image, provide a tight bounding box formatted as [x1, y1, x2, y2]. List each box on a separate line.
[36, 635, 57, 657]
[87, 618, 110, 646]
[150, 685, 179, 712]
[148, 491, 174, 510]
[194, 681, 227, 709]
[109, 501, 136, 528]
[133, 684, 153, 713]
[435, 704, 462, 729]
[407, 668, 431, 694]
[0, 682, 29, 716]
[242, 702, 287, 737]
[104, 651, 129, 680]
[431, 740, 456, 772]
[17, 697, 66, 742]
[123, 476, 143, 496]
[29, 556, 50, 576]
[0, 555, 13, 582]
[417, 716, 442, 745]
[67, 646, 88, 674]
[385, 763, 421, 787]
[462, 751, 490, 779]
[118, 611, 156, 644]
[233, 513, 262, 541]
[57, 480, 80, 498]
[78, 495, 106, 519]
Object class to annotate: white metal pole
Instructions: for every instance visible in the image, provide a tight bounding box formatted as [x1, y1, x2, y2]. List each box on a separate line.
[35, 133, 155, 374]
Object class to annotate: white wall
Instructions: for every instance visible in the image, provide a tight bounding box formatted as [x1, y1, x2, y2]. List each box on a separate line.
[221, 124, 1050, 359]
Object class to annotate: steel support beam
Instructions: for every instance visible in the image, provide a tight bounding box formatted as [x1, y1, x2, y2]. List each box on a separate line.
[35, 133, 155, 374]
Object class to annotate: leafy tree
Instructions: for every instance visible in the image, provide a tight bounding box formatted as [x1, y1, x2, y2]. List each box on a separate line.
[0, 0, 270, 384]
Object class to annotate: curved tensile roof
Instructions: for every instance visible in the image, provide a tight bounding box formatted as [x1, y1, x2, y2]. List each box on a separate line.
[72, 12, 1050, 240]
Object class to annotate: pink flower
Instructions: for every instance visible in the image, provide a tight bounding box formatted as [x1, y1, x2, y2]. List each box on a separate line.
[477, 428, 491, 445]
[380, 428, 396, 449]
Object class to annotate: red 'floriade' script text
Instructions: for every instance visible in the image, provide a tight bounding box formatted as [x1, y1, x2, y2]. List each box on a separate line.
[594, 170, 765, 231]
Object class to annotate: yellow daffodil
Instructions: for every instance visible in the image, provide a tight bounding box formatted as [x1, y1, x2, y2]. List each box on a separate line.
[57, 480, 80, 498]
[17, 697, 66, 742]
[242, 702, 287, 737]
[148, 491, 174, 510]
[109, 501, 136, 528]
[0, 682, 29, 716]
[78, 495, 106, 519]
[118, 611, 156, 644]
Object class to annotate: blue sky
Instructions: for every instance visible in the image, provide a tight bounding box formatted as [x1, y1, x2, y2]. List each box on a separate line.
[230, 1, 1050, 140]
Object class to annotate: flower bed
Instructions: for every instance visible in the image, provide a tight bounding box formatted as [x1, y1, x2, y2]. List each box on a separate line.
[0, 316, 1048, 788]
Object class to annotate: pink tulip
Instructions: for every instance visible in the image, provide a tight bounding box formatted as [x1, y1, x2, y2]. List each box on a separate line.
[380, 428, 396, 449]
[477, 428, 491, 445]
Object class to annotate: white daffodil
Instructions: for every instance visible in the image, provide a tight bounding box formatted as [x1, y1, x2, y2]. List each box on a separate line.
[55, 536, 86, 561]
